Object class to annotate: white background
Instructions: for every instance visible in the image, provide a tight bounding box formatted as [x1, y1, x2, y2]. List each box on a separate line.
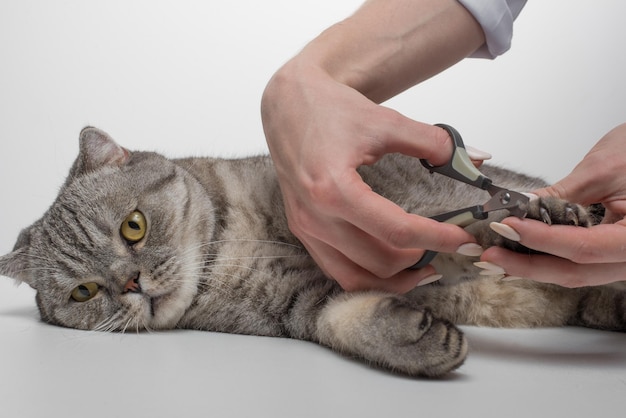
[1, 2, 626, 417]
[1, 1, 626, 246]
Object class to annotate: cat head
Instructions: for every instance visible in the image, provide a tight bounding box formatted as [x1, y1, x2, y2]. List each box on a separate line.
[0, 127, 214, 331]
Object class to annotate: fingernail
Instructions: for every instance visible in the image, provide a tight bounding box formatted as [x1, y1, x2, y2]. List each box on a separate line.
[473, 261, 506, 275]
[481, 273, 506, 279]
[490, 222, 521, 242]
[456, 243, 484, 257]
[521, 192, 539, 202]
[466, 145, 492, 161]
[417, 274, 443, 287]
[501, 275, 525, 282]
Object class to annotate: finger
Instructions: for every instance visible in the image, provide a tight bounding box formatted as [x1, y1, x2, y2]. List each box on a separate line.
[339, 182, 476, 254]
[466, 145, 492, 163]
[291, 195, 434, 279]
[532, 163, 615, 206]
[482, 247, 626, 288]
[309, 217, 426, 278]
[502, 217, 626, 264]
[469, 157, 485, 169]
[303, 234, 437, 293]
[368, 109, 454, 166]
[282, 185, 436, 279]
[375, 113, 491, 168]
[532, 181, 597, 207]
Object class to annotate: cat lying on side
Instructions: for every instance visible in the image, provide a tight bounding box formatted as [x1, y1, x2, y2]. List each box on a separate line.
[1, 127, 624, 377]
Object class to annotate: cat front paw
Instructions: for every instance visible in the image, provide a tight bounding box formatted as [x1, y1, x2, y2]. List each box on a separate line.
[317, 294, 468, 377]
[474, 197, 599, 252]
[526, 196, 595, 227]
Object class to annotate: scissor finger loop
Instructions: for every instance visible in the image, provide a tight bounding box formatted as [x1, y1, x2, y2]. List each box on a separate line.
[409, 124, 530, 270]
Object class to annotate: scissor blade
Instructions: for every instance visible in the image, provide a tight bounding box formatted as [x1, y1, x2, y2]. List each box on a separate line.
[484, 185, 529, 218]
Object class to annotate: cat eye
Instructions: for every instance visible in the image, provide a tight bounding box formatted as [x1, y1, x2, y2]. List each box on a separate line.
[120, 211, 147, 243]
[71, 282, 99, 302]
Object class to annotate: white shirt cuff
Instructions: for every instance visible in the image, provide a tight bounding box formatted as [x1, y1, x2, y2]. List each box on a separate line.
[457, 0, 528, 58]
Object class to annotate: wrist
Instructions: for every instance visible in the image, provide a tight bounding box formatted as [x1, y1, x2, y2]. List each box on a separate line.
[297, 21, 400, 102]
[278, 0, 485, 104]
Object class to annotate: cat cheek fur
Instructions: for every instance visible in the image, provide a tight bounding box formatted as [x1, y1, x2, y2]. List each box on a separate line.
[136, 175, 215, 330]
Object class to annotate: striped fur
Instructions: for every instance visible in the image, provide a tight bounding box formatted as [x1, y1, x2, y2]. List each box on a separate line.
[1, 127, 624, 377]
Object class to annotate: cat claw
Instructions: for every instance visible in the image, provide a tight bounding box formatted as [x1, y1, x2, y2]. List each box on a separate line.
[539, 207, 552, 225]
[565, 206, 579, 226]
[539, 204, 579, 226]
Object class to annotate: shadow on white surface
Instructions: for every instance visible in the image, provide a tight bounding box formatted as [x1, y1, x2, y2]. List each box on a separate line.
[466, 326, 626, 366]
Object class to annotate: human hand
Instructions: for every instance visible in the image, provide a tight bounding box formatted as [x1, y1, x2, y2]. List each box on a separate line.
[261, 62, 482, 293]
[260, 0, 488, 292]
[481, 123, 626, 287]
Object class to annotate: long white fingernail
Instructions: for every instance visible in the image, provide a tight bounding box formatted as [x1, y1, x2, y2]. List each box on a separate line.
[417, 274, 443, 287]
[521, 192, 539, 202]
[481, 273, 506, 279]
[466, 145, 492, 161]
[490, 222, 521, 242]
[501, 275, 525, 282]
[474, 261, 506, 275]
[456, 243, 484, 257]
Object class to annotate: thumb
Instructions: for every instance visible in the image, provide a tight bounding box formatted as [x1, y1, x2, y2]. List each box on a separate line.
[533, 172, 597, 206]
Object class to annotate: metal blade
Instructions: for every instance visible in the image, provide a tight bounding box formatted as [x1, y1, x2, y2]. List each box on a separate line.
[484, 185, 529, 218]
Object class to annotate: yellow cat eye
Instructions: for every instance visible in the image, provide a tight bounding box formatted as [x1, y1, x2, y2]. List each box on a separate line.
[120, 211, 147, 243]
[71, 282, 99, 302]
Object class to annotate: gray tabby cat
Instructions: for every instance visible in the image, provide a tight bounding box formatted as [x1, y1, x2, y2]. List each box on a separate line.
[1, 127, 624, 377]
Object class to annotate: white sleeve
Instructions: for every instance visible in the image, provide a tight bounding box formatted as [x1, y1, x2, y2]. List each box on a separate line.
[457, 0, 527, 58]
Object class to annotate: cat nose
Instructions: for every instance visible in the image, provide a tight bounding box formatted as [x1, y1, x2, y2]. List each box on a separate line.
[123, 273, 142, 294]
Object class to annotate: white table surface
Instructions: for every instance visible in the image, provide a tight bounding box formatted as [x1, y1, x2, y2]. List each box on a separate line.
[1, 278, 625, 418]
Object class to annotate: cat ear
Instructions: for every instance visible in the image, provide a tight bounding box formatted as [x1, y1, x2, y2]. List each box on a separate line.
[70, 127, 131, 177]
[0, 226, 37, 289]
[0, 248, 31, 287]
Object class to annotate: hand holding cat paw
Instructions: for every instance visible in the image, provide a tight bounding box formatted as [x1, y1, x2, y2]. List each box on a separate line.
[482, 217, 626, 287]
[481, 123, 626, 288]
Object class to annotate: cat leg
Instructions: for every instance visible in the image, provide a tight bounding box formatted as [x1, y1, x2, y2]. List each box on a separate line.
[315, 292, 468, 377]
[408, 277, 581, 328]
[451, 196, 625, 330]
[567, 284, 626, 332]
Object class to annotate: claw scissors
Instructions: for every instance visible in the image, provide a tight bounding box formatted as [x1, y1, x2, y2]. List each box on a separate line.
[409, 124, 530, 269]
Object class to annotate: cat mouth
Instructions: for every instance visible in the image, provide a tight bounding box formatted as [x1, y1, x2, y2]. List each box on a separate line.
[150, 297, 157, 317]
[148, 292, 173, 319]
[143, 282, 194, 329]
